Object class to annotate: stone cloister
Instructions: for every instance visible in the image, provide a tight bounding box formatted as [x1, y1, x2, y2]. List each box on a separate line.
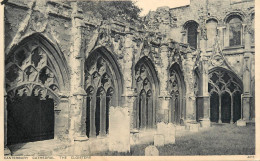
[4, 0, 255, 154]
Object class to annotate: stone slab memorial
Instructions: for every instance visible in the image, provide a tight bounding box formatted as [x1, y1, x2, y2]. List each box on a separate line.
[109, 106, 130, 152]
[145, 145, 159, 156]
[156, 122, 176, 144]
[154, 134, 164, 147]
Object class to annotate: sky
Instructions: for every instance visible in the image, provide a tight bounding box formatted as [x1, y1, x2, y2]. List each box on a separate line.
[135, 0, 190, 16]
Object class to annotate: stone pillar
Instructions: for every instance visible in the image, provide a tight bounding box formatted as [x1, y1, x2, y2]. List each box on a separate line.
[55, 94, 70, 140]
[4, 90, 11, 155]
[159, 44, 171, 123]
[198, 37, 211, 128]
[238, 30, 252, 125]
[69, 2, 88, 144]
[122, 33, 136, 129]
[185, 52, 197, 123]
[122, 33, 134, 98]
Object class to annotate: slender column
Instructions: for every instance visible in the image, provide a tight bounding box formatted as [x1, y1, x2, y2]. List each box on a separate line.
[230, 97, 234, 123]
[199, 33, 211, 127]
[69, 2, 88, 143]
[241, 29, 252, 123]
[90, 94, 96, 137]
[218, 95, 222, 123]
[100, 92, 106, 137]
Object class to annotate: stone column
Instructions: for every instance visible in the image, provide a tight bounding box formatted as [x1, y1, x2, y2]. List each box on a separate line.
[238, 29, 252, 126]
[185, 52, 197, 123]
[122, 32, 136, 129]
[69, 2, 88, 145]
[4, 90, 11, 155]
[54, 93, 70, 140]
[198, 36, 211, 128]
[159, 43, 171, 123]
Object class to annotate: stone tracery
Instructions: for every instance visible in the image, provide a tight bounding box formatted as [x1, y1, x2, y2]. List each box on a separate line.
[208, 68, 242, 123]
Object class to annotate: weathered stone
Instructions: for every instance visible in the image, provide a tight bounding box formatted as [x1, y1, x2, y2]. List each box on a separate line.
[73, 136, 89, 155]
[154, 134, 164, 147]
[130, 131, 140, 145]
[157, 122, 175, 144]
[3, 0, 255, 156]
[186, 122, 200, 132]
[237, 119, 246, 127]
[145, 145, 159, 156]
[109, 106, 130, 152]
[166, 123, 176, 144]
[200, 119, 211, 128]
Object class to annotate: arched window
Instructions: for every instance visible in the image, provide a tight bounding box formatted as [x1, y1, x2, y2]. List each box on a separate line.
[85, 47, 122, 138]
[134, 57, 159, 129]
[228, 16, 242, 46]
[5, 34, 69, 145]
[206, 19, 218, 48]
[184, 21, 199, 49]
[208, 68, 242, 123]
[168, 63, 186, 125]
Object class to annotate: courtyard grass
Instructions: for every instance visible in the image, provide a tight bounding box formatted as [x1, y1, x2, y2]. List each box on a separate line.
[95, 123, 255, 156]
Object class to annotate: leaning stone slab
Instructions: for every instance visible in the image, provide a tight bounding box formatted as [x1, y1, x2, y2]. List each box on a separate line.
[109, 106, 130, 152]
[145, 145, 159, 156]
[154, 134, 164, 147]
[237, 119, 246, 127]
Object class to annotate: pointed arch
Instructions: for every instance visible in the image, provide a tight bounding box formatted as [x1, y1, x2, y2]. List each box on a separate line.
[134, 56, 159, 129]
[6, 33, 70, 91]
[208, 67, 243, 123]
[168, 62, 186, 125]
[5, 33, 70, 145]
[85, 46, 123, 137]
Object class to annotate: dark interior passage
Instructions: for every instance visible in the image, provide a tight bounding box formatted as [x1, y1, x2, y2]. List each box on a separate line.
[7, 95, 54, 145]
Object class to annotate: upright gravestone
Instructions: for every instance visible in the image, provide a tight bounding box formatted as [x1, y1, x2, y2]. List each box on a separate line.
[155, 122, 167, 146]
[109, 106, 130, 152]
[156, 122, 176, 144]
[166, 123, 175, 144]
[145, 145, 159, 156]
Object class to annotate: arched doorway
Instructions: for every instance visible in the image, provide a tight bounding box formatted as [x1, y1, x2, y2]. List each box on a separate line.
[85, 47, 123, 138]
[134, 56, 159, 129]
[5, 35, 69, 145]
[168, 63, 186, 125]
[208, 68, 242, 123]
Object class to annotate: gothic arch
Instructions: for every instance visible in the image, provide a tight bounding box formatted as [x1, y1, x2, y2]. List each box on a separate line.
[208, 67, 243, 123]
[133, 56, 159, 129]
[5, 34, 70, 145]
[85, 47, 123, 137]
[168, 63, 186, 125]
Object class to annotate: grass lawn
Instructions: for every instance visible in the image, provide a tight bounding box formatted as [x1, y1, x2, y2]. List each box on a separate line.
[95, 123, 255, 156]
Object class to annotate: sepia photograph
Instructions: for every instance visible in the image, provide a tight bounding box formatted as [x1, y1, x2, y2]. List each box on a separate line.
[0, 0, 258, 160]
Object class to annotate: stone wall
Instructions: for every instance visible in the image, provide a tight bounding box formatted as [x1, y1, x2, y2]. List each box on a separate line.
[4, 0, 255, 148]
